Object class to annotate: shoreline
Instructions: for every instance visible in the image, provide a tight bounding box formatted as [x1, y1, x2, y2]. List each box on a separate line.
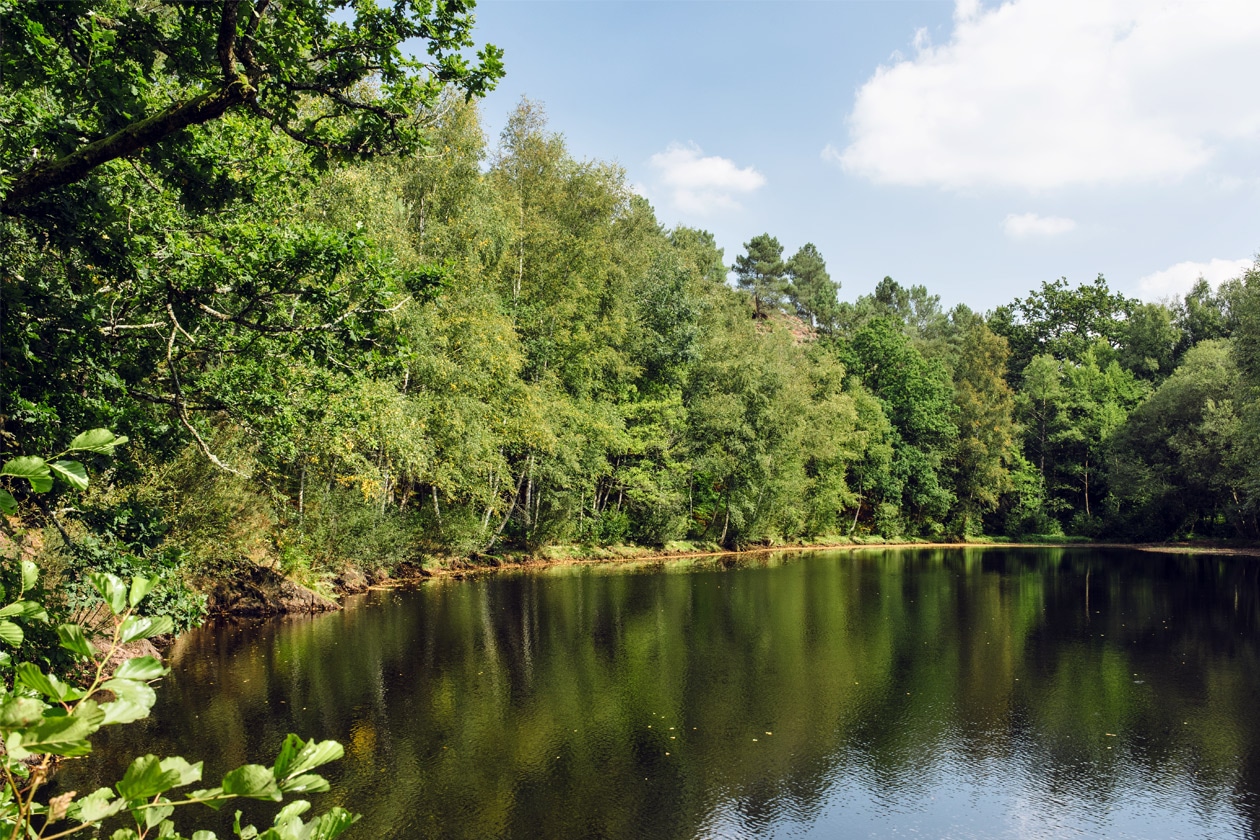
[200, 536, 1260, 625]
[182, 536, 1260, 650]
[342, 536, 1260, 590]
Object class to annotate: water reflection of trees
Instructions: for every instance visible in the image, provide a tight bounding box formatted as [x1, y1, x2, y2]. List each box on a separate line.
[60, 549, 1260, 839]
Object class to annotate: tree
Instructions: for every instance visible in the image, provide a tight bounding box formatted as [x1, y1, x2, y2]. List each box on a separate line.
[989, 275, 1133, 381]
[947, 310, 1015, 535]
[1225, 260, 1260, 530]
[1118, 301, 1180, 381]
[669, 227, 729, 288]
[0, 0, 504, 210]
[841, 318, 958, 534]
[1, 0, 505, 461]
[1051, 346, 1148, 526]
[1, 1, 505, 468]
[733, 234, 787, 318]
[832, 276, 947, 347]
[1108, 340, 1247, 537]
[1016, 354, 1065, 479]
[1172, 276, 1234, 357]
[785, 243, 840, 330]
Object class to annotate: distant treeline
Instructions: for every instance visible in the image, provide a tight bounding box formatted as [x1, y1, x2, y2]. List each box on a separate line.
[6, 95, 1260, 594]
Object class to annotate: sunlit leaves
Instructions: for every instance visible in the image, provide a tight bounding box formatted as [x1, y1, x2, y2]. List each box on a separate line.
[56, 624, 93, 658]
[116, 754, 187, 800]
[66, 787, 127, 824]
[89, 572, 130, 615]
[0, 622, 23, 647]
[272, 735, 342, 779]
[68, 428, 129, 455]
[6, 698, 104, 759]
[16, 663, 88, 703]
[221, 765, 281, 801]
[0, 457, 52, 492]
[119, 615, 175, 644]
[114, 656, 167, 682]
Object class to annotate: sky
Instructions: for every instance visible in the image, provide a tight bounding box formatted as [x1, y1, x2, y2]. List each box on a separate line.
[463, 0, 1260, 311]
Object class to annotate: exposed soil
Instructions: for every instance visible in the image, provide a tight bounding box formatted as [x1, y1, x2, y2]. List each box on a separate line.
[205, 563, 338, 617]
[342, 538, 1260, 590]
[207, 538, 1260, 619]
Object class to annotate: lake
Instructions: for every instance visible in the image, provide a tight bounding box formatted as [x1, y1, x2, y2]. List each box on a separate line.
[58, 547, 1260, 838]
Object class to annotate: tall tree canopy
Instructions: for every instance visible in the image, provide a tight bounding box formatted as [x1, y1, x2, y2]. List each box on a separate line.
[989, 275, 1133, 379]
[1, 1, 504, 462]
[0, 0, 505, 210]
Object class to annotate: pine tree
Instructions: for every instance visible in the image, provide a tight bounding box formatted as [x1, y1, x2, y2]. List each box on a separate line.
[733, 234, 787, 318]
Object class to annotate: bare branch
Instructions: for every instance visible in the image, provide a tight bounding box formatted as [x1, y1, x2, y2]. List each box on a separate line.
[165, 305, 248, 477]
[247, 102, 365, 156]
[193, 291, 411, 334]
[127, 388, 226, 412]
[100, 321, 164, 335]
[279, 82, 400, 122]
[125, 157, 161, 192]
[33, 497, 74, 546]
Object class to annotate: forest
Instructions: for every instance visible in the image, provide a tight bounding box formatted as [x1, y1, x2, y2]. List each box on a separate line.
[4, 1, 1260, 622]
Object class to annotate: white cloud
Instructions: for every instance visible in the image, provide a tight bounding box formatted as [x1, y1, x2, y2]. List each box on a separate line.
[834, 0, 1260, 191]
[1002, 212, 1076, 238]
[1137, 257, 1252, 299]
[648, 142, 765, 215]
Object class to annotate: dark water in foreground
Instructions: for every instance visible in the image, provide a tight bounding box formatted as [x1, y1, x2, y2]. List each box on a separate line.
[58, 548, 1260, 838]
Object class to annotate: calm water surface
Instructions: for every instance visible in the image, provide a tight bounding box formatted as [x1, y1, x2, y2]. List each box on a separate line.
[59, 548, 1260, 838]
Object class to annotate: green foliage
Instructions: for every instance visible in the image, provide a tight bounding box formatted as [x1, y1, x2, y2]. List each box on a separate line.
[732, 234, 788, 318]
[1107, 340, 1245, 537]
[785, 243, 840, 330]
[0, 436, 354, 840]
[1, 0, 503, 208]
[947, 311, 1016, 535]
[839, 318, 958, 534]
[1118, 301, 1180, 381]
[990, 274, 1134, 380]
[65, 538, 208, 635]
[1173, 276, 1236, 356]
[5, 0, 1260, 568]
[834, 276, 947, 344]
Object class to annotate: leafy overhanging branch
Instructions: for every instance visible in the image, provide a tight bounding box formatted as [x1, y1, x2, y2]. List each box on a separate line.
[0, 0, 505, 212]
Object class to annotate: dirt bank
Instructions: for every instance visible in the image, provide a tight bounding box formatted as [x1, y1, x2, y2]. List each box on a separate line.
[212, 538, 1260, 618]
[338, 538, 1260, 589]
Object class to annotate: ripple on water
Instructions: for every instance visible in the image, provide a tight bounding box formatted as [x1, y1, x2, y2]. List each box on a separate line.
[47, 548, 1260, 840]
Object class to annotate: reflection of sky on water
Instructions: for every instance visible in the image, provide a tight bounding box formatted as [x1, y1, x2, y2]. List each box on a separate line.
[700, 745, 1247, 839]
[55, 548, 1260, 839]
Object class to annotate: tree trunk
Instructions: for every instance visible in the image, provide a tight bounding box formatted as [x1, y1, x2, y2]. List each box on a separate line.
[522, 455, 534, 528]
[1039, 403, 1047, 476]
[417, 192, 427, 261]
[718, 492, 731, 546]
[481, 472, 499, 533]
[514, 202, 524, 302]
[1083, 455, 1091, 517]
[485, 466, 528, 552]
